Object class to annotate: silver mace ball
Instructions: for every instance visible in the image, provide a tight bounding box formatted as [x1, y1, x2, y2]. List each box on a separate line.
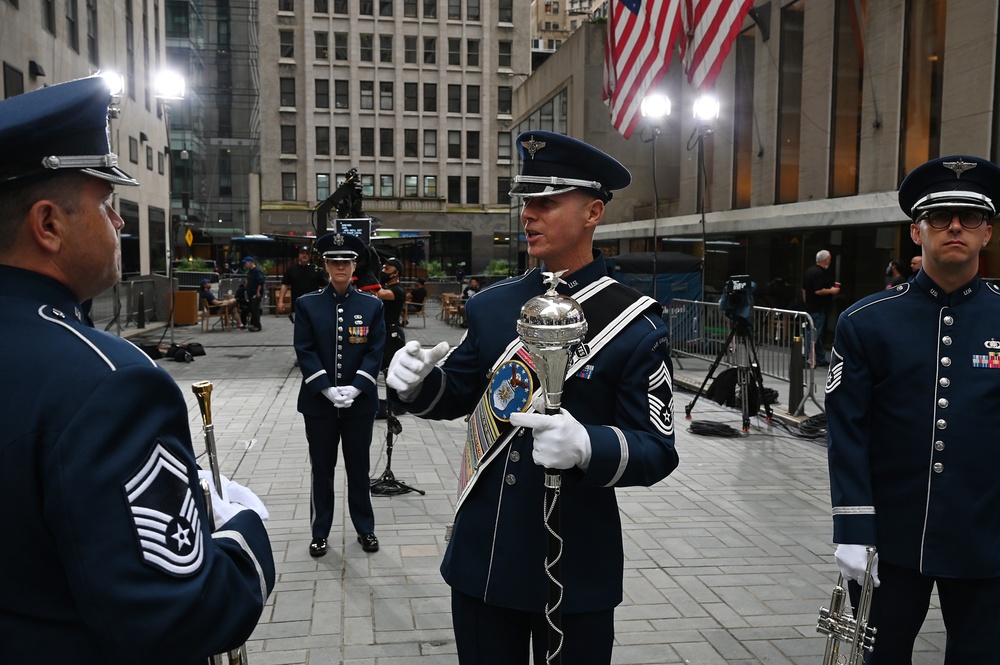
[516, 271, 588, 413]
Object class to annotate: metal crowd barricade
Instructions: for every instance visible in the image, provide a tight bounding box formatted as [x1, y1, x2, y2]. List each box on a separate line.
[666, 298, 823, 416]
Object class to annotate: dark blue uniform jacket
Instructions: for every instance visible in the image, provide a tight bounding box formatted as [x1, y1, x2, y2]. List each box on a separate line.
[827, 271, 1000, 578]
[294, 284, 385, 417]
[395, 255, 679, 613]
[0, 266, 275, 664]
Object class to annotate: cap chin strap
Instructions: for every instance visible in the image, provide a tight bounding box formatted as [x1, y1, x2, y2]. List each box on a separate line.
[513, 174, 603, 191]
[42, 153, 120, 170]
[912, 191, 996, 217]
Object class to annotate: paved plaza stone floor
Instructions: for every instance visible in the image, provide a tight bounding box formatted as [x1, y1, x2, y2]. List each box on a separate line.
[122, 299, 945, 664]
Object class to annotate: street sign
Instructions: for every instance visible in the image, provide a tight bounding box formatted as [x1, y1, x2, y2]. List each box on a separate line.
[185, 229, 193, 246]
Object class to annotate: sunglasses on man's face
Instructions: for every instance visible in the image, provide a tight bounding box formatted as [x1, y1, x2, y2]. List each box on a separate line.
[918, 210, 989, 230]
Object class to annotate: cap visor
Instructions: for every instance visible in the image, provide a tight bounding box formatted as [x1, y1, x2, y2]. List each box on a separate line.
[508, 181, 578, 198]
[82, 166, 140, 187]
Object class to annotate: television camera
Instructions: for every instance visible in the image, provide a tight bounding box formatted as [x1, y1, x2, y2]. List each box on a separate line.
[719, 275, 754, 321]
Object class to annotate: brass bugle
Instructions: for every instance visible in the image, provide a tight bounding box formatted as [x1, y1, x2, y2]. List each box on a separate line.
[192, 381, 223, 496]
[191, 381, 251, 665]
[817, 547, 877, 665]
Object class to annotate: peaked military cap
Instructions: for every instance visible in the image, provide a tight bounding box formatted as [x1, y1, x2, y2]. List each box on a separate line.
[509, 130, 631, 202]
[898, 155, 1000, 219]
[316, 232, 365, 261]
[0, 76, 138, 190]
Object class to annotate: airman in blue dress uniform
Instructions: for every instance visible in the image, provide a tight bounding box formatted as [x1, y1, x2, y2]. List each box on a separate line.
[0, 77, 274, 664]
[295, 232, 386, 556]
[387, 131, 679, 664]
[827, 155, 1000, 663]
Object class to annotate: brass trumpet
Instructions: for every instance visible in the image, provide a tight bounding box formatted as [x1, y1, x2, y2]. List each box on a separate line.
[192, 381, 251, 665]
[817, 547, 877, 665]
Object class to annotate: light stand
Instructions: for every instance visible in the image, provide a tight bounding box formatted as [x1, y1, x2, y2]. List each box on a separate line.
[640, 93, 670, 303]
[690, 95, 719, 302]
[370, 402, 425, 496]
[154, 71, 186, 346]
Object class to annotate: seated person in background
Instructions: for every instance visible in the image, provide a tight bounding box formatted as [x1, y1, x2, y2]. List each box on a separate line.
[403, 277, 427, 326]
[460, 277, 480, 327]
[198, 278, 243, 327]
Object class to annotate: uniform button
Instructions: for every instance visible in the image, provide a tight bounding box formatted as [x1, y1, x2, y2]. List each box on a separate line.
[936, 419, 947, 430]
[937, 398, 949, 408]
[943, 315, 954, 326]
[933, 462, 944, 473]
[940, 377, 951, 388]
[934, 440, 945, 451]
[942, 336, 952, 345]
[509, 450, 521, 462]
[505, 474, 517, 485]
[337, 354, 343, 359]
[941, 357, 952, 367]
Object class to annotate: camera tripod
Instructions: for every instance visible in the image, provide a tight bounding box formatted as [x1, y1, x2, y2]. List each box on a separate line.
[684, 315, 773, 432]
[370, 402, 425, 496]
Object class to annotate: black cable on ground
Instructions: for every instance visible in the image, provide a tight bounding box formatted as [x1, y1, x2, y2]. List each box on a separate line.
[688, 420, 744, 438]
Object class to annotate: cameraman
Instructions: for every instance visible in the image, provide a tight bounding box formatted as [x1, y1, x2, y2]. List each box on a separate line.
[802, 249, 840, 367]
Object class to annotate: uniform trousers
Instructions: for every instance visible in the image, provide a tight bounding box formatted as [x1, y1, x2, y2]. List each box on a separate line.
[304, 413, 376, 538]
[451, 590, 614, 665]
[850, 560, 1000, 664]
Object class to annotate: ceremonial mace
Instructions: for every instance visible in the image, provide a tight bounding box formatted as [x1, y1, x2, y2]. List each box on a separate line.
[516, 271, 588, 665]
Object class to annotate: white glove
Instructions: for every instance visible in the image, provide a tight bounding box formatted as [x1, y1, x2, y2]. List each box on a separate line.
[386, 340, 451, 401]
[509, 408, 592, 471]
[322, 386, 339, 405]
[197, 470, 261, 530]
[335, 385, 361, 408]
[834, 544, 880, 587]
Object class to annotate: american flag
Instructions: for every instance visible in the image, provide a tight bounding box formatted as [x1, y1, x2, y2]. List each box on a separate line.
[604, 0, 754, 137]
[603, 0, 680, 139]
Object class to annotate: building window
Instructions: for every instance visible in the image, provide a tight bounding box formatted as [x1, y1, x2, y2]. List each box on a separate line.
[361, 174, 374, 197]
[316, 126, 330, 155]
[467, 39, 479, 66]
[404, 0, 417, 16]
[424, 37, 436, 64]
[66, 0, 80, 51]
[316, 78, 330, 108]
[899, 0, 945, 180]
[423, 0, 436, 18]
[360, 0, 373, 14]
[380, 35, 393, 62]
[280, 0, 295, 10]
[497, 131, 511, 159]
[448, 38, 461, 65]
[732, 28, 755, 209]
[219, 149, 232, 195]
[423, 129, 437, 157]
[281, 125, 297, 154]
[404, 36, 417, 64]
[335, 127, 350, 155]
[43, 0, 56, 34]
[467, 0, 480, 20]
[423, 82, 437, 112]
[380, 81, 393, 110]
[315, 31, 328, 59]
[280, 30, 294, 58]
[380, 0, 392, 15]
[467, 85, 480, 114]
[380, 174, 394, 197]
[404, 129, 418, 157]
[448, 131, 461, 158]
[317, 173, 331, 200]
[380, 128, 394, 156]
[448, 0, 460, 19]
[498, 0, 512, 22]
[129, 136, 139, 163]
[280, 77, 296, 107]
[360, 33, 374, 61]
[497, 86, 512, 114]
[404, 175, 418, 197]
[315, 0, 329, 11]
[448, 85, 461, 113]
[775, 1, 803, 204]
[361, 128, 375, 156]
[467, 131, 480, 159]
[498, 40, 512, 68]
[334, 32, 348, 60]
[333, 0, 347, 12]
[497, 176, 511, 205]
[829, 0, 862, 198]
[282, 173, 297, 200]
[334, 79, 349, 108]
[146, 145, 154, 170]
[158, 151, 165, 175]
[466, 176, 480, 204]
[86, 0, 99, 64]
[360, 81, 374, 109]
[448, 175, 461, 203]
[423, 175, 437, 197]
[404, 82, 418, 111]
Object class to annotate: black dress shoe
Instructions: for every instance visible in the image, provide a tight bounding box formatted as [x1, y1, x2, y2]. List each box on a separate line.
[309, 538, 328, 557]
[357, 533, 379, 552]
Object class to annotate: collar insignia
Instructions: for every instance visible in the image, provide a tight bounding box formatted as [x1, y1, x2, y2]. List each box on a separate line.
[521, 136, 546, 159]
[943, 158, 977, 179]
